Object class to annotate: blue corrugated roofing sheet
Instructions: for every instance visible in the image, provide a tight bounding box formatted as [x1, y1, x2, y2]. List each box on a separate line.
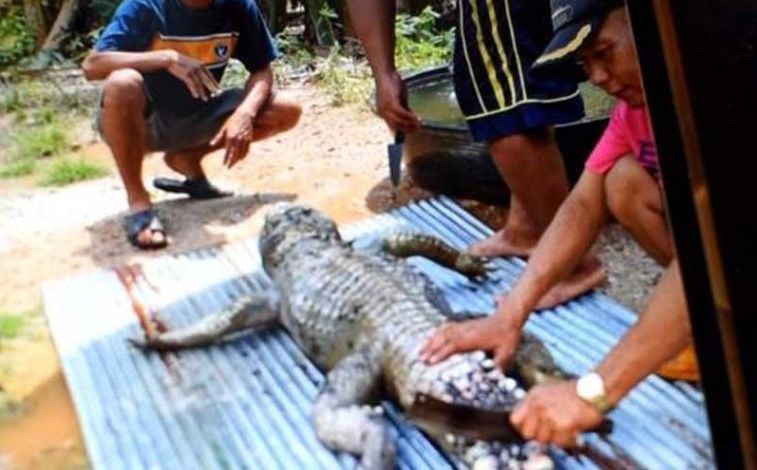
[43, 197, 714, 469]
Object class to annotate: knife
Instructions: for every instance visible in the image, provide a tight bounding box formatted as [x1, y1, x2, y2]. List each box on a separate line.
[387, 131, 405, 187]
[407, 394, 614, 442]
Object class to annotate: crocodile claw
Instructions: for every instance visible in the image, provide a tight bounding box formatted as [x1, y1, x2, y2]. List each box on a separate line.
[454, 253, 495, 280]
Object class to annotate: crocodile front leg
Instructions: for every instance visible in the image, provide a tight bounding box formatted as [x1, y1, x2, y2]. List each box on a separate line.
[381, 233, 493, 279]
[312, 345, 394, 470]
[130, 293, 279, 351]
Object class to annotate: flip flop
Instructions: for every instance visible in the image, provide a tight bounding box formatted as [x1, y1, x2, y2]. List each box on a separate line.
[123, 208, 168, 250]
[153, 177, 234, 199]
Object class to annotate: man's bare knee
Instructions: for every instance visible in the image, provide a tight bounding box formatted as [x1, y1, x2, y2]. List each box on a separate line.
[257, 95, 302, 133]
[273, 97, 302, 130]
[102, 69, 146, 109]
[605, 157, 651, 221]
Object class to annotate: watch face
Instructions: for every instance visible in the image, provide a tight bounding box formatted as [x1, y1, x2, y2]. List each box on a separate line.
[577, 372, 604, 399]
[576, 372, 612, 413]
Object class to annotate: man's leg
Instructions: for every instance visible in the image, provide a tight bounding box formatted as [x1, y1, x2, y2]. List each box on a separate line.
[605, 156, 673, 266]
[469, 127, 569, 257]
[468, 127, 606, 309]
[249, 92, 302, 141]
[604, 157, 698, 381]
[163, 143, 219, 181]
[99, 69, 165, 248]
[533, 157, 671, 309]
[162, 93, 301, 179]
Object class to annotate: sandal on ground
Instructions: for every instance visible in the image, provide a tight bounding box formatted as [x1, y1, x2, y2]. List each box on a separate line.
[153, 177, 234, 199]
[123, 208, 168, 250]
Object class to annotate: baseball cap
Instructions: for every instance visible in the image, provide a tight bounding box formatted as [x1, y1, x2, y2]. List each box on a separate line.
[532, 0, 625, 72]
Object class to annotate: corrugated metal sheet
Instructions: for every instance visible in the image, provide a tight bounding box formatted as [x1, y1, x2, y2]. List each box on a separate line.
[43, 196, 714, 469]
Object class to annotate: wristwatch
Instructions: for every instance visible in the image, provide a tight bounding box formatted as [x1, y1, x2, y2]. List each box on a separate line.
[575, 372, 614, 414]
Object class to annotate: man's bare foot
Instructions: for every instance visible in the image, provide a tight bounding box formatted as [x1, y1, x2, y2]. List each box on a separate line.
[534, 255, 606, 309]
[468, 229, 535, 258]
[124, 204, 167, 249]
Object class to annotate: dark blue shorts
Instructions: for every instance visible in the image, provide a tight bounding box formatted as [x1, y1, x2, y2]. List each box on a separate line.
[453, 0, 584, 142]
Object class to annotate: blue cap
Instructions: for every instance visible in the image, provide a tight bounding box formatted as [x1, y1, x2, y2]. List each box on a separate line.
[532, 0, 624, 72]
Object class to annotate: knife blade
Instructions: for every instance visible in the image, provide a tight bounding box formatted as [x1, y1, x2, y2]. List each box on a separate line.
[406, 394, 614, 442]
[387, 131, 405, 187]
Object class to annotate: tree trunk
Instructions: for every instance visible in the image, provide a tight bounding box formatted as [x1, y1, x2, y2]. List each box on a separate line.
[23, 0, 48, 48]
[40, 0, 80, 52]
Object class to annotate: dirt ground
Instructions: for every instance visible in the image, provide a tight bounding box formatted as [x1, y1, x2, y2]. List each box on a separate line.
[0, 82, 661, 470]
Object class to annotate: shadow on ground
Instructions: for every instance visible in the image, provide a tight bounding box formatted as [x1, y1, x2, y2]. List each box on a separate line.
[84, 192, 297, 267]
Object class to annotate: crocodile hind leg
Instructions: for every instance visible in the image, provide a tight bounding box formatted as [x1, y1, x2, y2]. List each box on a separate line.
[130, 293, 280, 351]
[312, 346, 394, 470]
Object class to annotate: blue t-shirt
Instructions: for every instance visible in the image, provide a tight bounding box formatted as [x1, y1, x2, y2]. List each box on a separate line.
[96, 0, 279, 113]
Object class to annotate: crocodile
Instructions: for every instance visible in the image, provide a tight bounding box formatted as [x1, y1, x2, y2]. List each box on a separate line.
[132, 203, 567, 469]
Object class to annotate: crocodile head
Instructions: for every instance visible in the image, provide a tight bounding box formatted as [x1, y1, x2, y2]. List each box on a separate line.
[259, 203, 343, 270]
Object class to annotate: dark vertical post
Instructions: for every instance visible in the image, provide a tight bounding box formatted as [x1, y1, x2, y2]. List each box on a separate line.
[626, 0, 757, 467]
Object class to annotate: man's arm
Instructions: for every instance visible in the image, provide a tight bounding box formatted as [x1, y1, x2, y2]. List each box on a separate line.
[421, 170, 608, 365]
[211, 64, 274, 168]
[81, 50, 172, 80]
[82, 50, 220, 101]
[345, 0, 419, 132]
[596, 259, 690, 403]
[237, 65, 274, 121]
[510, 260, 691, 446]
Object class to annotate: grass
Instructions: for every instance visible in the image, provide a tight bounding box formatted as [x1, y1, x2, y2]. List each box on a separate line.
[313, 46, 372, 106]
[40, 159, 109, 187]
[0, 314, 25, 340]
[0, 158, 36, 178]
[0, 111, 109, 186]
[11, 121, 70, 160]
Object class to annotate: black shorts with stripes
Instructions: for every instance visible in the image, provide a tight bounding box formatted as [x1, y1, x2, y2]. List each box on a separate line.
[453, 0, 584, 142]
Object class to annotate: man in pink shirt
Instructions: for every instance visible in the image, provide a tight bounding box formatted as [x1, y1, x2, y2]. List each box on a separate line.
[419, 0, 697, 446]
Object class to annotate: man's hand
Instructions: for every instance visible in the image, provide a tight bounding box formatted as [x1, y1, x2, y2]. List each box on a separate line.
[510, 380, 605, 447]
[210, 110, 254, 168]
[375, 70, 420, 133]
[164, 50, 220, 101]
[420, 295, 524, 366]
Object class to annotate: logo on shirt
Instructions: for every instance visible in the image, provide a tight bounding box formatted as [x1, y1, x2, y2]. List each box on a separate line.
[214, 43, 229, 59]
[639, 140, 656, 167]
[150, 33, 238, 66]
[639, 140, 659, 179]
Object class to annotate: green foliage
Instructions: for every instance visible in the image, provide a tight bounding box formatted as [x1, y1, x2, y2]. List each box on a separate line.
[0, 313, 25, 340]
[313, 45, 372, 106]
[0, 7, 36, 68]
[395, 7, 453, 72]
[41, 159, 109, 186]
[303, 6, 452, 106]
[276, 30, 316, 67]
[0, 158, 36, 178]
[11, 122, 70, 160]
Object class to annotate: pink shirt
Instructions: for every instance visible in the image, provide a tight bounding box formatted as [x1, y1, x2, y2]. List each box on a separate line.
[585, 102, 659, 178]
